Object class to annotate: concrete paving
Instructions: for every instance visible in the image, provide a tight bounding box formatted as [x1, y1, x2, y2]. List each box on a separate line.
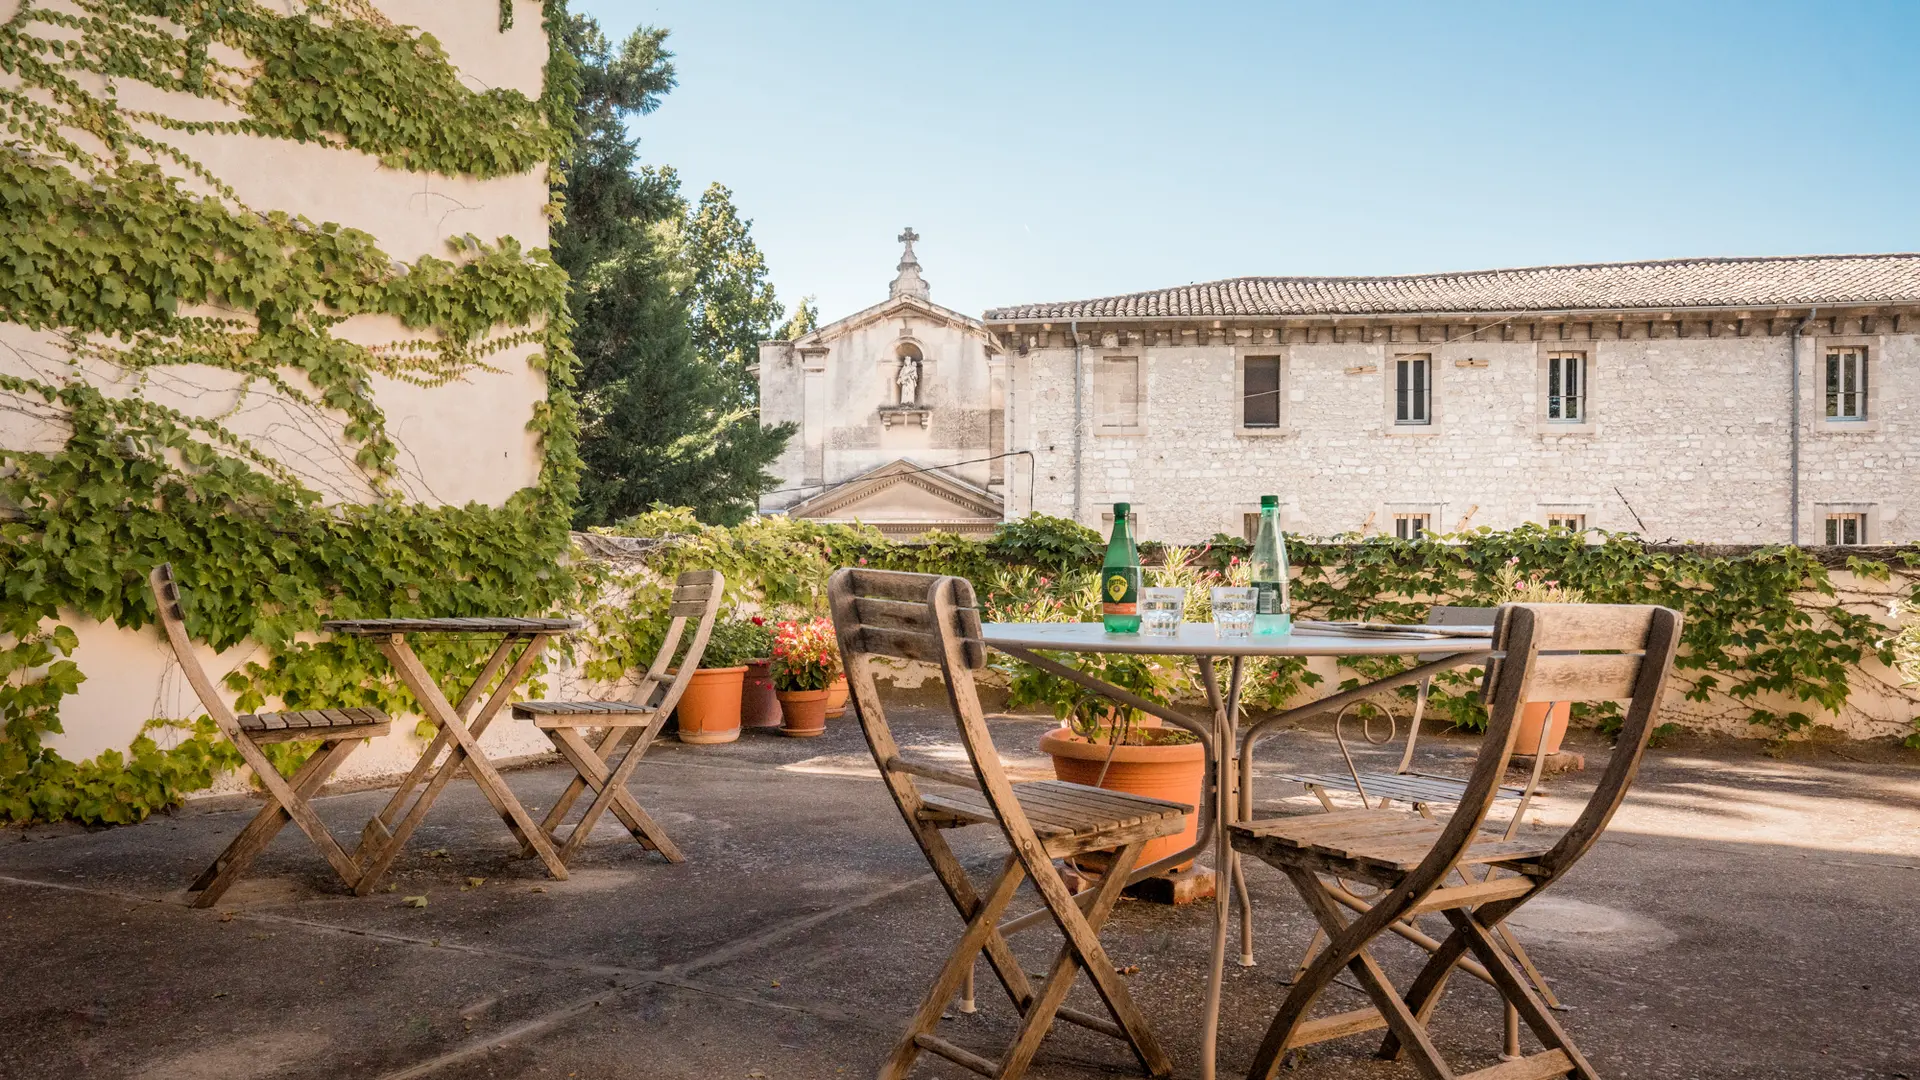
[3, 706, 1917, 1080]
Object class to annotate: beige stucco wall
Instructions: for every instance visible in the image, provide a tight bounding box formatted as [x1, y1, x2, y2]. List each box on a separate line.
[3, 1, 561, 781]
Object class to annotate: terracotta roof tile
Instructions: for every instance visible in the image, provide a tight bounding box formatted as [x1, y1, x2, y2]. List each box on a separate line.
[983, 254, 1920, 321]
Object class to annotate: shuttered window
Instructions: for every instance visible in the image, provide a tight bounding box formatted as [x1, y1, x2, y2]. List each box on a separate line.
[1095, 357, 1142, 430]
[1825, 513, 1867, 545]
[1242, 357, 1281, 428]
[1394, 513, 1430, 540]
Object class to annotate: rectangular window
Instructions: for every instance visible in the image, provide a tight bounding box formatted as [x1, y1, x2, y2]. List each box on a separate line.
[1825, 513, 1867, 545]
[1395, 356, 1430, 424]
[1546, 352, 1585, 422]
[1242, 357, 1281, 428]
[1095, 358, 1141, 430]
[1394, 513, 1430, 540]
[1546, 513, 1586, 531]
[1826, 348, 1867, 420]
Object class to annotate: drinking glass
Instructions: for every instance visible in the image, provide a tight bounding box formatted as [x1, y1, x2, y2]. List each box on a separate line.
[1211, 587, 1256, 638]
[1140, 587, 1185, 638]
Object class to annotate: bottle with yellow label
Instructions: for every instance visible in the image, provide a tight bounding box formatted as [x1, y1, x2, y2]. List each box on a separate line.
[1101, 502, 1141, 633]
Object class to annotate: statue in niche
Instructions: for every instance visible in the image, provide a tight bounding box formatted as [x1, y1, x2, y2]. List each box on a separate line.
[895, 355, 921, 406]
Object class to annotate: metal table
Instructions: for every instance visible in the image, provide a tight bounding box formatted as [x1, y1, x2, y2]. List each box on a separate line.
[980, 621, 1493, 1080]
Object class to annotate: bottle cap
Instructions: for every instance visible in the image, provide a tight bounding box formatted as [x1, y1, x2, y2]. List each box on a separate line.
[1261, 495, 1278, 509]
[1113, 502, 1130, 517]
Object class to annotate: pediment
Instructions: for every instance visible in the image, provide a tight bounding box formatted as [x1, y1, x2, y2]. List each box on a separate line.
[787, 294, 998, 353]
[786, 459, 1003, 523]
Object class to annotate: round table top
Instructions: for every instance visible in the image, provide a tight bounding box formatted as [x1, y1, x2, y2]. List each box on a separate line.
[981, 621, 1493, 657]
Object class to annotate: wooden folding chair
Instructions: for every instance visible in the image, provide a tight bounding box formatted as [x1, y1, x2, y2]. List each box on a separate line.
[828, 568, 1184, 1080]
[1231, 602, 1683, 1080]
[510, 569, 723, 866]
[1278, 606, 1566, 1025]
[148, 564, 391, 907]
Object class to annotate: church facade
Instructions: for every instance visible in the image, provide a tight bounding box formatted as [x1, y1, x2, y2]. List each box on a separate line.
[763, 243, 1920, 545]
[756, 230, 1009, 536]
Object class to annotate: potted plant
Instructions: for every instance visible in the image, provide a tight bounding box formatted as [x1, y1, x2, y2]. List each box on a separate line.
[1491, 557, 1588, 755]
[673, 616, 762, 744]
[771, 618, 842, 737]
[738, 616, 782, 728]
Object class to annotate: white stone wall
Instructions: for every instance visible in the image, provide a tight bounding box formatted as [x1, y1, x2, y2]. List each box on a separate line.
[1011, 330, 1918, 544]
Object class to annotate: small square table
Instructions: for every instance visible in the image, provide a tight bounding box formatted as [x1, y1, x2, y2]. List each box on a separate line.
[321, 617, 583, 892]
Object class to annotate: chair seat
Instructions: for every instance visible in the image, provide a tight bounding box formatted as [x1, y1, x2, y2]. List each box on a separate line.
[918, 780, 1190, 857]
[238, 707, 390, 743]
[1231, 808, 1553, 886]
[1280, 771, 1524, 805]
[513, 700, 656, 728]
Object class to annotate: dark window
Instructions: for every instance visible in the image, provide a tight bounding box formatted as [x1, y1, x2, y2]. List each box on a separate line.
[1546, 352, 1585, 422]
[1395, 356, 1430, 424]
[1825, 513, 1866, 545]
[1394, 513, 1429, 540]
[1242, 357, 1281, 427]
[1826, 348, 1867, 420]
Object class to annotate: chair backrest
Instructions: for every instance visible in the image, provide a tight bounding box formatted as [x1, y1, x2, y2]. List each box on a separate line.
[828, 569, 1031, 839]
[147, 563, 242, 738]
[641, 569, 724, 717]
[1399, 602, 1683, 896]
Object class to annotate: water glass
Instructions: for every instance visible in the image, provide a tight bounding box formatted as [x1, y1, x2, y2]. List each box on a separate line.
[1140, 587, 1185, 638]
[1211, 587, 1256, 638]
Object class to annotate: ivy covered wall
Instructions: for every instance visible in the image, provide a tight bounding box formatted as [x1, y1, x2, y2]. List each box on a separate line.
[0, 0, 581, 824]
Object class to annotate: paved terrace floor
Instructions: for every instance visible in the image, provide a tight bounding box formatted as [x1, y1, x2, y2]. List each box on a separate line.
[3, 703, 1917, 1080]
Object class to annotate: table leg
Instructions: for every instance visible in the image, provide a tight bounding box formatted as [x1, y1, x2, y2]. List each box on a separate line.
[1197, 655, 1244, 1080]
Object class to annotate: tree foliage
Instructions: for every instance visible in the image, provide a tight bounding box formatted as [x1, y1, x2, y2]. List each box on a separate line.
[557, 18, 795, 527]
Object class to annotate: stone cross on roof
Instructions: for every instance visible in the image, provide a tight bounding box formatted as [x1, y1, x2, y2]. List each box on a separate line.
[889, 226, 930, 300]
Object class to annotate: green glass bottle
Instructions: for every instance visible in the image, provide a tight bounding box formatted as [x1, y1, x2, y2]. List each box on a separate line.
[1251, 494, 1292, 635]
[1101, 503, 1141, 633]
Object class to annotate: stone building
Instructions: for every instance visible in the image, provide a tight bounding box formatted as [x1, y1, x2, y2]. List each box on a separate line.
[982, 254, 1920, 544]
[757, 229, 1010, 536]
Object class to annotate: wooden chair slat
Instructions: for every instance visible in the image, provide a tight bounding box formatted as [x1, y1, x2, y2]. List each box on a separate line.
[1520, 603, 1654, 651]
[851, 596, 941, 634]
[667, 600, 711, 619]
[1525, 652, 1642, 702]
[675, 569, 721, 586]
[840, 568, 943, 602]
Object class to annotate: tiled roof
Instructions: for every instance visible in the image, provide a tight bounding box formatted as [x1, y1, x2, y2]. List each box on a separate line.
[983, 254, 1920, 321]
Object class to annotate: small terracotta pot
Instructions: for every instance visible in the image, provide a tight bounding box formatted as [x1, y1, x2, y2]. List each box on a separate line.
[1039, 728, 1205, 870]
[824, 674, 850, 719]
[1514, 700, 1568, 756]
[776, 688, 830, 737]
[675, 666, 746, 744]
[741, 659, 782, 728]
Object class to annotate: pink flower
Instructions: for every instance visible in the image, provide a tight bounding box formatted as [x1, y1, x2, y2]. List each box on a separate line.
[857, 557, 868, 566]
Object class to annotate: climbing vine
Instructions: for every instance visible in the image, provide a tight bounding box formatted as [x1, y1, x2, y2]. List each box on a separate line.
[0, 0, 582, 824]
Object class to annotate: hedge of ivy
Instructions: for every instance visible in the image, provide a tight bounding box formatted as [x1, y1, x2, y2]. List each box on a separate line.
[589, 511, 1920, 747]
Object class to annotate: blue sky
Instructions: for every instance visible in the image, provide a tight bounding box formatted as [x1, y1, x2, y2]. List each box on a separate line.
[578, 1, 1920, 322]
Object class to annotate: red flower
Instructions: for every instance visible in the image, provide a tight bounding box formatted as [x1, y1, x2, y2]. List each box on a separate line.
[750, 615, 764, 626]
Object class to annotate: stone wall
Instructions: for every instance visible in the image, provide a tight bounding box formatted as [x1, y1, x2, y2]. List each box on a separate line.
[1007, 325, 1919, 545]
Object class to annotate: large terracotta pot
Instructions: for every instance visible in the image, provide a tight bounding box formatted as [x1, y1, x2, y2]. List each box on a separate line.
[741, 659, 782, 728]
[675, 666, 746, 744]
[824, 674, 850, 719]
[1514, 700, 1567, 756]
[776, 689, 830, 737]
[1039, 727, 1205, 871]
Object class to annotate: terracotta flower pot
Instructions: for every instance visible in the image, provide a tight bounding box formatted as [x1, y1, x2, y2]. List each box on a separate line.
[776, 688, 830, 737]
[1039, 727, 1206, 871]
[824, 674, 850, 719]
[675, 666, 746, 744]
[1514, 700, 1568, 757]
[741, 659, 782, 728]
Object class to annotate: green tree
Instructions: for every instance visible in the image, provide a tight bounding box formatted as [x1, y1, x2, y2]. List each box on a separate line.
[554, 18, 794, 527]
